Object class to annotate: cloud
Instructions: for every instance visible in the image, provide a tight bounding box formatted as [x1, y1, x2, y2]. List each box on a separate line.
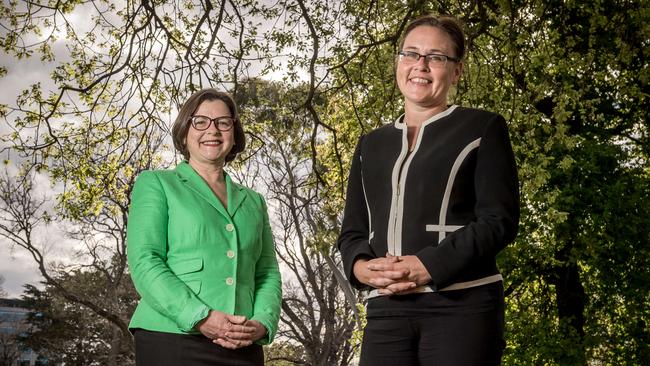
[0, 11, 91, 299]
[0, 162, 81, 300]
[0, 245, 42, 298]
[0, 46, 62, 105]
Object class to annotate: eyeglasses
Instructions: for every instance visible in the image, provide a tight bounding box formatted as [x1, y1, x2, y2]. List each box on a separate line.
[189, 115, 235, 131]
[398, 50, 460, 67]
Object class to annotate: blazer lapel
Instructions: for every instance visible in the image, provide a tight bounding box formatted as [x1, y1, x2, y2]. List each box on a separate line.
[175, 162, 230, 219]
[225, 172, 247, 216]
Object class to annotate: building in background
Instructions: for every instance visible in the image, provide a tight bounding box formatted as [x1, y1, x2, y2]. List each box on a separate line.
[0, 299, 41, 366]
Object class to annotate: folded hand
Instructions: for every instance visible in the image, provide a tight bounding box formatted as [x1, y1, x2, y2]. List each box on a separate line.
[196, 310, 266, 349]
[353, 254, 431, 295]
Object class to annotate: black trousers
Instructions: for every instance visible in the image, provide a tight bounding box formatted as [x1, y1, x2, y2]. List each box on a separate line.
[134, 329, 264, 366]
[360, 283, 505, 366]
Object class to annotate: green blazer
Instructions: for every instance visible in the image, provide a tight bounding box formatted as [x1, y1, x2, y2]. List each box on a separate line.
[127, 162, 282, 344]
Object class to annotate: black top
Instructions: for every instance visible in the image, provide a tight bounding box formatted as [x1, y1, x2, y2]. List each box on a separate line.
[337, 106, 520, 315]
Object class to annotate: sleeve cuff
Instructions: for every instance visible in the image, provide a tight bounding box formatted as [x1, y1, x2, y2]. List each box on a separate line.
[343, 247, 375, 290]
[415, 246, 447, 288]
[251, 314, 275, 345]
[178, 303, 211, 333]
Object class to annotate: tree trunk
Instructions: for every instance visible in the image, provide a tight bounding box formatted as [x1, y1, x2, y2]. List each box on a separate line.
[553, 247, 587, 365]
[108, 324, 120, 366]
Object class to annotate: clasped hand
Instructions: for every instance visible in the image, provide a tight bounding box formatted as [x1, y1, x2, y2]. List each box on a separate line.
[196, 310, 266, 349]
[353, 254, 432, 295]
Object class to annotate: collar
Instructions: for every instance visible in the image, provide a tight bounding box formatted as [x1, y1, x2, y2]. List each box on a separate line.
[174, 161, 247, 218]
[393, 105, 458, 130]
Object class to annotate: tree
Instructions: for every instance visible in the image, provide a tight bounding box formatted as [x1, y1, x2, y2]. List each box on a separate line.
[0, 275, 7, 298]
[233, 79, 360, 365]
[0, 3, 280, 362]
[21, 275, 137, 366]
[1, 1, 364, 362]
[304, 1, 649, 364]
[0, 162, 142, 365]
[458, 2, 650, 364]
[1, 0, 648, 365]
[424, 3, 642, 365]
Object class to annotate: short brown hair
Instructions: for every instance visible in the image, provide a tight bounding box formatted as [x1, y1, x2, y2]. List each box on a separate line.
[171, 88, 246, 163]
[399, 15, 466, 61]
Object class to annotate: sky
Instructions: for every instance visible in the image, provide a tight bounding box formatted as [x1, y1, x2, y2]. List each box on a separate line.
[0, 40, 59, 298]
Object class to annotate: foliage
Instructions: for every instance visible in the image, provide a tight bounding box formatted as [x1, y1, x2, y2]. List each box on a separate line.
[0, 0, 648, 365]
[234, 79, 360, 365]
[316, 1, 650, 364]
[20, 272, 137, 366]
[0, 275, 6, 298]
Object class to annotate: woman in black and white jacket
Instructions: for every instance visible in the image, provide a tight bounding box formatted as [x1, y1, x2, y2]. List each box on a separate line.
[337, 15, 519, 366]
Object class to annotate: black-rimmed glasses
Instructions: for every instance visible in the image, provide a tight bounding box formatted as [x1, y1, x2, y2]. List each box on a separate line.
[189, 115, 235, 131]
[398, 50, 460, 67]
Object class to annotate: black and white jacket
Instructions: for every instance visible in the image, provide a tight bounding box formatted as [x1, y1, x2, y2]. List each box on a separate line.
[338, 106, 520, 295]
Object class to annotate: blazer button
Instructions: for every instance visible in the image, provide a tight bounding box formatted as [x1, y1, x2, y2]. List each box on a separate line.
[226, 277, 234, 285]
[227, 250, 235, 259]
[226, 223, 234, 232]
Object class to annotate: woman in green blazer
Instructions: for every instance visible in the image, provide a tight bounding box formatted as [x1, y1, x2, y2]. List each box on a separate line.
[127, 88, 282, 365]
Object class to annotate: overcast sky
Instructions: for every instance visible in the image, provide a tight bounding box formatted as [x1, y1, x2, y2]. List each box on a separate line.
[0, 5, 143, 297]
[0, 38, 58, 297]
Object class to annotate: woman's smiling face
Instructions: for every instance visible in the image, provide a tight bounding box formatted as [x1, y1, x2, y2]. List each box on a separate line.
[396, 25, 463, 111]
[185, 99, 235, 167]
